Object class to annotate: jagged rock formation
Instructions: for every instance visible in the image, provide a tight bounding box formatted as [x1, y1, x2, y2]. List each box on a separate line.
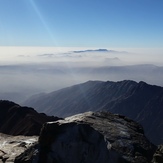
[0, 133, 38, 163]
[23, 80, 163, 145]
[0, 100, 61, 136]
[151, 145, 163, 163]
[14, 143, 39, 163]
[15, 111, 157, 163]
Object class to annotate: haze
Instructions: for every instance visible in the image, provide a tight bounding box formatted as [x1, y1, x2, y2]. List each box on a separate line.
[0, 46, 162, 104]
[0, 0, 163, 103]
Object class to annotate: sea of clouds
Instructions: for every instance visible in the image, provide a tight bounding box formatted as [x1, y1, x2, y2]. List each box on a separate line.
[0, 46, 163, 103]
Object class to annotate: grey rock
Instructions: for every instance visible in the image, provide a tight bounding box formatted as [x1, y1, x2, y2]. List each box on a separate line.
[35, 111, 156, 163]
[151, 145, 163, 163]
[14, 143, 39, 163]
[0, 133, 38, 163]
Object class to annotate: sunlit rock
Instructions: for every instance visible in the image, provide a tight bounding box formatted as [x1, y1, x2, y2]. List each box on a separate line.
[34, 111, 156, 163]
[0, 133, 38, 162]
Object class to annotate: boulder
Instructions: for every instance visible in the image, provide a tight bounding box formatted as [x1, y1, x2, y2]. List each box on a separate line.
[36, 111, 156, 163]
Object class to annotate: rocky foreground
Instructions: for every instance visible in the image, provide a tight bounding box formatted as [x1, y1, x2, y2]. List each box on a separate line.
[0, 133, 38, 163]
[14, 111, 163, 163]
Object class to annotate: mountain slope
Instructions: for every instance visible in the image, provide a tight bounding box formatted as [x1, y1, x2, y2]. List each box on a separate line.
[102, 81, 163, 145]
[23, 80, 163, 144]
[0, 100, 61, 136]
[23, 80, 138, 117]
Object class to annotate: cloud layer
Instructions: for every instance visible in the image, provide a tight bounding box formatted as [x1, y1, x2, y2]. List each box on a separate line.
[0, 46, 163, 103]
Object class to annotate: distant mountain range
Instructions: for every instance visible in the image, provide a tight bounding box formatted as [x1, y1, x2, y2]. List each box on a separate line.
[0, 100, 61, 136]
[72, 49, 109, 53]
[23, 80, 163, 145]
[0, 64, 163, 104]
[72, 48, 127, 53]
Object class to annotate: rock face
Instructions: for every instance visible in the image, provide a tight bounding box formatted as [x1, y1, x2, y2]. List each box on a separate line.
[151, 145, 163, 163]
[17, 111, 156, 163]
[0, 133, 38, 163]
[0, 100, 61, 136]
[23, 80, 163, 145]
[14, 143, 39, 163]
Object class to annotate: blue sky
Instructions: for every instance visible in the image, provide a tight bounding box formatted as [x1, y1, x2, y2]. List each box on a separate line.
[0, 0, 163, 48]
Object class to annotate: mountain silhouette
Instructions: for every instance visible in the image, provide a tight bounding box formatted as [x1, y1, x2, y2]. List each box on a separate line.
[0, 100, 61, 136]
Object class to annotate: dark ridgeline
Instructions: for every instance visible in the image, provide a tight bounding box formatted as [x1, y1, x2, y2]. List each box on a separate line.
[0, 100, 61, 136]
[23, 80, 163, 145]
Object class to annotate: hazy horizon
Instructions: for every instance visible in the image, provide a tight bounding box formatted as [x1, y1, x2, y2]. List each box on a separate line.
[0, 46, 163, 65]
[0, 0, 163, 103]
[0, 46, 163, 104]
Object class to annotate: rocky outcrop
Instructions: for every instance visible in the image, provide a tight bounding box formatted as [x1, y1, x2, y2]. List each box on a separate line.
[16, 111, 157, 163]
[0, 133, 38, 163]
[23, 80, 163, 145]
[0, 100, 61, 136]
[14, 143, 39, 163]
[151, 145, 163, 163]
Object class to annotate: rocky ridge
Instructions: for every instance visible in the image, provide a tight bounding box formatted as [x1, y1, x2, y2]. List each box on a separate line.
[0, 100, 61, 136]
[16, 111, 157, 163]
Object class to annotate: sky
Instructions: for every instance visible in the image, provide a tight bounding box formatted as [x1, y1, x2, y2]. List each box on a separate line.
[0, 0, 163, 103]
[0, 0, 163, 48]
